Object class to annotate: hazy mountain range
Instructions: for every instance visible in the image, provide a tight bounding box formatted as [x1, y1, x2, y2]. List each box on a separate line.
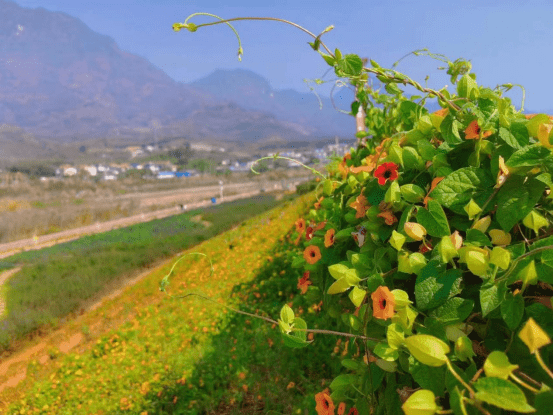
[0, 0, 356, 160]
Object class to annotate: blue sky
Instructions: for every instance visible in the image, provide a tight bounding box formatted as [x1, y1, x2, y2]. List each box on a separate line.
[11, 0, 553, 111]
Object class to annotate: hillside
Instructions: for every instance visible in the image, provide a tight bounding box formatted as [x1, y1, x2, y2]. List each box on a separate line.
[0, 0, 353, 151]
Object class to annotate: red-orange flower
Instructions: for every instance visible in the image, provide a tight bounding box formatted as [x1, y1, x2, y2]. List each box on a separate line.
[303, 245, 322, 265]
[377, 209, 397, 226]
[324, 229, 335, 248]
[337, 402, 346, 415]
[464, 120, 492, 140]
[314, 197, 324, 210]
[295, 218, 306, 233]
[371, 286, 395, 320]
[315, 391, 335, 415]
[419, 241, 433, 254]
[350, 194, 370, 219]
[305, 226, 314, 241]
[374, 162, 399, 186]
[348, 409, 359, 415]
[314, 221, 327, 231]
[297, 271, 312, 294]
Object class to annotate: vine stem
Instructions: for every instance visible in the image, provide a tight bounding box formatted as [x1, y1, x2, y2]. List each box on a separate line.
[250, 156, 327, 180]
[535, 349, 553, 380]
[445, 358, 475, 396]
[496, 245, 553, 283]
[164, 291, 380, 342]
[180, 16, 335, 57]
[509, 373, 540, 393]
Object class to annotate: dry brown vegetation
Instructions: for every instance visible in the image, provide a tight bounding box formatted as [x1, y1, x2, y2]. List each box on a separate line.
[0, 169, 312, 243]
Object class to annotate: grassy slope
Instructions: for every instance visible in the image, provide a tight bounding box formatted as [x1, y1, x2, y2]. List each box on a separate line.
[2, 193, 342, 414]
[0, 194, 292, 352]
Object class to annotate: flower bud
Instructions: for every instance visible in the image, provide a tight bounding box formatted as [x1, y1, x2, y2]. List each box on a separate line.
[523, 210, 548, 234]
[450, 231, 463, 250]
[490, 246, 510, 270]
[389, 230, 406, 251]
[488, 229, 512, 246]
[438, 235, 458, 263]
[466, 250, 489, 277]
[518, 260, 538, 291]
[401, 390, 438, 415]
[454, 336, 476, 362]
[519, 318, 551, 354]
[398, 251, 413, 274]
[404, 222, 427, 241]
[472, 216, 491, 233]
[464, 199, 482, 220]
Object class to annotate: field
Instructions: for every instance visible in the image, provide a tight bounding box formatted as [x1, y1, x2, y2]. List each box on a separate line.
[0, 191, 338, 414]
[0, 169, 312, 243]
[0, 193, 299, 355]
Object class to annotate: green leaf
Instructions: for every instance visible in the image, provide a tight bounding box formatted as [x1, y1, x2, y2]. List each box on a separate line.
[404, 334, 450, 367]
[336, 54, 364, 77]
[431, 167, 494, 212]
[499, 125, 528, 149]
[386, 323, 405, 350]
[401, 389, 438, 415]
[526, 114, 551, 137]
[409, 358, 446, 396]
[341, 359, 361, 370]
[465, 229, 492, 247]
[282, 317, 311, 348]
[401, 184, 426, 203]
[483, 350, 518, 380]
[535, 390, 553, 415]
[474, 377, 535, 413]
[506, 144, 552, 168]
[374, 342, 399, 361]
[280, 304, 294, 324]
[329, 374, 358, 391]
[416, 200, 451, 237]
[415, 261, 462, 310]
[349, 286, 366, 307]
[323, 179, 333, 196]
[500, 292, 524, 330]
[429, 297, 474, 325]
[440, 115, 463, 145]
[328, 276, 354, 294]
[328, 263, 360, 281]
[479, 281, 506, 317]
[457, 74, 478, 99]
[496, 175, 546, 232]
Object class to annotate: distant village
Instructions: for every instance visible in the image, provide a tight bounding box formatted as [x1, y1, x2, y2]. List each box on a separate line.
[45, 140, 353, 182]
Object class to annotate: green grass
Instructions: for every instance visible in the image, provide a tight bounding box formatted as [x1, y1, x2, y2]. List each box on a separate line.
[0, 193, 295, 352]
[3, 192, 344, 414]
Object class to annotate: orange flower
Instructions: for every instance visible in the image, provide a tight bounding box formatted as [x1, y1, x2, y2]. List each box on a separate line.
[297, 271, 312, 294]
[314, 197, 324, 210]
[371, 286, 395, 320]
[464, 120, 492, 139]
[350, 194, 370, 219]
[337, 402, 346, 415]
[303, 245, 322, 265]
[433, 108, 449, 117]
[377, 209, 397, 226]
[295, 218, 306, 233]
[424, 176, 444, 207]
[315, 391, 335, 415]
[306, 226, 314, 241]
[324, 229, 335, 248]
[314, 221, 327, 231]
